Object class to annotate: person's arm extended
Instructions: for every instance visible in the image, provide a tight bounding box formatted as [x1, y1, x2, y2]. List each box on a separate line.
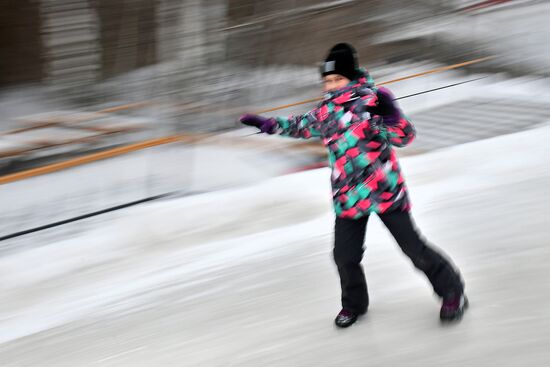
[274, 108, 324, 139]
[240, 107, 323, 140]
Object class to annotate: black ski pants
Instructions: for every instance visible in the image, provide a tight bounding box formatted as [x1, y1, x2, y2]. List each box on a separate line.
[333, 210, 464, 314]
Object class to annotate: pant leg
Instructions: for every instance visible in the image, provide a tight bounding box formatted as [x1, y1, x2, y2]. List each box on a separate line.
[378, 211, 464, 298]
[333, 215, 370, 314]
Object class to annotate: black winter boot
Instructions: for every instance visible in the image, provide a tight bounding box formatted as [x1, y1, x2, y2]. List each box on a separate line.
[440, 294, 469, 322]
[335, 309, 364, 328]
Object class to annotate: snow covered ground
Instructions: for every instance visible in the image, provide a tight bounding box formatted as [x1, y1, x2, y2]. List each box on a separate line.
[1, 120, 549, 366]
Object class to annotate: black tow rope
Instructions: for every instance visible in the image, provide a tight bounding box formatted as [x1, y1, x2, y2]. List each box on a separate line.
[0, 192, 177, 242]
[394, 76, 489, 100]
[244, 75, 490, 137]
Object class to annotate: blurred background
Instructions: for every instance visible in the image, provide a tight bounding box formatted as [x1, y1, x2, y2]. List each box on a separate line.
[2, 0, 548, 247]
[1, 1, 550, 365]
[0, 0, 550, 256]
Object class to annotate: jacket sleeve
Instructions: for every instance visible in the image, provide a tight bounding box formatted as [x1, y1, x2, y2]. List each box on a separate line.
[382, 114, 416, 147]
[274, 107, 324, 139]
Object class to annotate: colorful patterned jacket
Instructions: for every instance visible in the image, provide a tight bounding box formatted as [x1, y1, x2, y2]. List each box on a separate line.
[274, 69, 416, 219]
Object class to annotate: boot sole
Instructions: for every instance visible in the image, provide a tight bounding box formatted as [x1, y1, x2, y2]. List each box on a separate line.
[335, 317, 358, 328]
[440, 296, 469, 323]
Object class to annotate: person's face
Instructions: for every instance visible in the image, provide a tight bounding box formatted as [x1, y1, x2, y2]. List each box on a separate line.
[323, 74, 351, 93]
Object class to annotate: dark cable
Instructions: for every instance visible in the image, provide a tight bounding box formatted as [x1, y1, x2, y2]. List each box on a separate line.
[0, 192, 177, 242]
[395, 76, 489, 100]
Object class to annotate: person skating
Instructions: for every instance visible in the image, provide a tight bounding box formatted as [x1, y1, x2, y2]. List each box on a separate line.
[239, 43, 468, 328]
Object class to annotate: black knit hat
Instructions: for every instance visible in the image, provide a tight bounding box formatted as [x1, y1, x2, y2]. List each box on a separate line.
[321, 43, 359, 81]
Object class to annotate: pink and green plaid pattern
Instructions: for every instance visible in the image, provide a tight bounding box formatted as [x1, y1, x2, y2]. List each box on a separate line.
[275, 69, 415, 219]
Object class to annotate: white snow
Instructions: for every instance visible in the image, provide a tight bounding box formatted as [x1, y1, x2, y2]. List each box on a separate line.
[1, 121, 550, 366]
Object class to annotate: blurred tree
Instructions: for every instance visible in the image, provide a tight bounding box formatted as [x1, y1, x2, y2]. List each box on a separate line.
[94, 0, 157, 79]
[0, 0, 44, 86]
